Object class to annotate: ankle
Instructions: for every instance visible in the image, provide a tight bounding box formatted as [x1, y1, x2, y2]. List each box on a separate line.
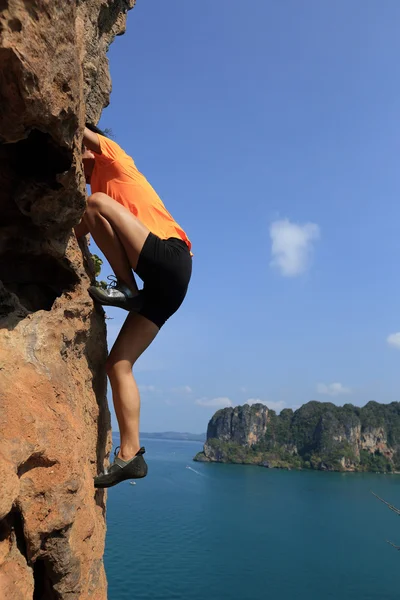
[118, 280, 139, 297]
[119, 445, 140, 461]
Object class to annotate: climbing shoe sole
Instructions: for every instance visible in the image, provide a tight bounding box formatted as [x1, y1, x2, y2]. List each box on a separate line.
[94, 453, 148, 489]
[88, 286, 144, 312]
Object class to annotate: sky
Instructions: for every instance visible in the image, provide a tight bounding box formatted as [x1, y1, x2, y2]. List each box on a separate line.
[90, 0, 400, 433]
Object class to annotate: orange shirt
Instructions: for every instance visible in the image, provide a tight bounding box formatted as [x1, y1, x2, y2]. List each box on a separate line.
[90, 135, 191, 251]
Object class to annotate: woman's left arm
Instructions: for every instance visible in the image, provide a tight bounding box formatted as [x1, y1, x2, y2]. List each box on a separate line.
[74, 218, 90, 238]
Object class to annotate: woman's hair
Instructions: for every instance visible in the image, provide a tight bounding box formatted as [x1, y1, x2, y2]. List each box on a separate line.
[85, 122, 110, 138]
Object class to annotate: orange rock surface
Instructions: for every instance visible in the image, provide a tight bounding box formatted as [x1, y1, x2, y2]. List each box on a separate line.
[0, 1, 135, 597]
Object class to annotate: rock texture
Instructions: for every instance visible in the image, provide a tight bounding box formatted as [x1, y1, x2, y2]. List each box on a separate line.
[194, 401, 400, 473]
[0, 1, 134, 598]
[206, 404, 270, 447]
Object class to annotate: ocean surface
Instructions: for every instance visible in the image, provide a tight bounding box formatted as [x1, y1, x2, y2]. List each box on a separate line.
[105, 437, 400, 600]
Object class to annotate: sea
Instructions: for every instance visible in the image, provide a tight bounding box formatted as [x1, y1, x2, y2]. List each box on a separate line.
[105, 436, 400, 600]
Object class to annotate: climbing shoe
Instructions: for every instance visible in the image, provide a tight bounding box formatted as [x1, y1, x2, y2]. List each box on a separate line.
[88, 275, 144, 311]
[94, 447, 148, 489]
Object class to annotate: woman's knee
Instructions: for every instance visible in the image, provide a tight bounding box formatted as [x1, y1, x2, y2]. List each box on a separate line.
[105, 355, 133, 379]
[87, 192, 110, 212]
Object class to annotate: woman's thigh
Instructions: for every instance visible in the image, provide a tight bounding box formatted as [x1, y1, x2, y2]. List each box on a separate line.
[106, 312, 159, 373]
[87, 192, 150, 270]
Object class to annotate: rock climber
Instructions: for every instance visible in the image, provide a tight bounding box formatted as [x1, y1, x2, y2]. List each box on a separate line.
[75, 124, 192, 488]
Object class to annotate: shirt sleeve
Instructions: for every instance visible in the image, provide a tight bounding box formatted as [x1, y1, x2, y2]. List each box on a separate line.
[94, 134, 125, 164]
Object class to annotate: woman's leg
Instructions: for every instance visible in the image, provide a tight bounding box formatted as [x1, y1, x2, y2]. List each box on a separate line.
[83, 192, 150, 293]
[106, 311, 159, 461]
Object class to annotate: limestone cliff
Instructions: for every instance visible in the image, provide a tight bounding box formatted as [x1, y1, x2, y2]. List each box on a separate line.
[0, 1, 134, 598]
[194, 401, 400, 473]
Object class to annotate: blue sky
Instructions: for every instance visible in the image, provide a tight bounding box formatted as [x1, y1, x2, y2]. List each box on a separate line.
[90, 0, 400, 433]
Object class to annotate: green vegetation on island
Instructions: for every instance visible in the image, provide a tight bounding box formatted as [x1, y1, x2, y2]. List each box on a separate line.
[194, 401, 400, 473]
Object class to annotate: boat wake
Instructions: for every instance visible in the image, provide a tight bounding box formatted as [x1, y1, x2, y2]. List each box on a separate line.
[186, 465, 204, 476]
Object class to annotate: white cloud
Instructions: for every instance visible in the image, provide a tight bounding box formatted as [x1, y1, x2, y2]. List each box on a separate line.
[195, 397, 233, 408]
[195, 397, 286, 412]
[316, 383, 351, 397]
[246, 399, 286, 413]
[172, 385, 192, 394]
[270, 218, 320, 277]
[138, 384, 157, 393]
[387, 332, 400, 349]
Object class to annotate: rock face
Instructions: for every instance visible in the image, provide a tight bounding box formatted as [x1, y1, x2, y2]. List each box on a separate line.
[207, 404, 270, 446]
[0, 1, 134, 598]
[194, 401, 400, 473]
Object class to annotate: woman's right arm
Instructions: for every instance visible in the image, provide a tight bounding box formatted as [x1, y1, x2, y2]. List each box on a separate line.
[83, 127, 101, 154]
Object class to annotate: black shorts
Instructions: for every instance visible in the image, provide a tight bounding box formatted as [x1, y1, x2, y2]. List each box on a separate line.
[135, 233, 192, 329]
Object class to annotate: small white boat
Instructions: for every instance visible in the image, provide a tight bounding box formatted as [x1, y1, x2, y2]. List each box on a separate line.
[129, 481, 136, 486]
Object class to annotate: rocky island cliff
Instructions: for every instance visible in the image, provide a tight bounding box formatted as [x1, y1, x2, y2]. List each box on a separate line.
[194, 401, 400, 472]
[0, 1, 134, 598]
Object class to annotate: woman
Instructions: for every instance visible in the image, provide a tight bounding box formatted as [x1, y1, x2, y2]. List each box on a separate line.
[75, 124, 192, 488]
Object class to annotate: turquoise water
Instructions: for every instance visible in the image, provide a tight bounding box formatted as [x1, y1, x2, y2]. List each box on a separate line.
[105, 437, 400, 600]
